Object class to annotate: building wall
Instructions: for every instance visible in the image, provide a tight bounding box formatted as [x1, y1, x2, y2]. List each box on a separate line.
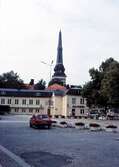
[0, 96, 50, 115]
[66, 95, 88, 117]
[52, 96, 63, 116]
[51, 94, 88, 117]
[0, 94, 88, 117]
[62, 96, 67, 117]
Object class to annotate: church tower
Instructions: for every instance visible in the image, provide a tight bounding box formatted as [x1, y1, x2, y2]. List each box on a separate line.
[50, 30, 66, 86]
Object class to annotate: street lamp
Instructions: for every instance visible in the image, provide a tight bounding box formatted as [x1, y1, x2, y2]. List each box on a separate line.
[40, 60, 54, 81]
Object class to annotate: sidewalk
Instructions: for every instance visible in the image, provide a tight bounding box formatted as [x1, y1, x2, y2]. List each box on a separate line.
[0, 145, 31, 167]
[0, 150, 21, 167]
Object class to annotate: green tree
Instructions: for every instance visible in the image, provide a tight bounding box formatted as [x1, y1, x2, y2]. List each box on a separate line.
[34, 79, 46, 90]
[99, 57, 115, 72]
[0, 71, 25, 89]
[101, 61, 119, 107]
[82, 68, 104, 107]
[81, 81, 95, 107]
[29, 79, 34, 85]
[82, 57, 119, 112]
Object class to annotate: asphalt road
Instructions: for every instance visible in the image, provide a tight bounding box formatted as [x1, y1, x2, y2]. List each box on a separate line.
[0, 115, 119, 167]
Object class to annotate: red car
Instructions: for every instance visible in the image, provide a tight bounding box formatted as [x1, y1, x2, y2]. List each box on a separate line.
[30, 114, 52, 129]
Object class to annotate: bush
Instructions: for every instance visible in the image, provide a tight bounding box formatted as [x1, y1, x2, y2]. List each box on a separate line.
[89, 123, 100, 127]
[60, 121, 67, 125]
[78, 116, 82, 119]
[51, 120, 57, 124]
[75, 122, 85, 126]
[84, 116, 88, 119]
[106, 125, 117, 129]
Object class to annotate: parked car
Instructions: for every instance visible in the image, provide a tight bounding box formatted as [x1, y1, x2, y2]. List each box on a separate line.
[29, 114, 52, 129]
[89, 111, 99, 119]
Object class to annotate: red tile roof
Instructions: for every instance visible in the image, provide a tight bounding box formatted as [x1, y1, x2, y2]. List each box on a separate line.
[46, 84, 66, 91]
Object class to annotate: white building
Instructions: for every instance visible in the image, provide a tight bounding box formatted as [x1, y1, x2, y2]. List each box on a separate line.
[0, 86, 88, 118]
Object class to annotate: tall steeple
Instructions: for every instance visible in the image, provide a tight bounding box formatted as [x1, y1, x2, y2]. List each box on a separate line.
[56, 30, 63, 64]
[50, 30, 66, 86]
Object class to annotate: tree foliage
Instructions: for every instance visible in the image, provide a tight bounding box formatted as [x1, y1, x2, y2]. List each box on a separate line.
[0, 71, 26, 89]
[82, 58, 119, 109]
[29, 79, 34, 85]
[101, 61, 119, 107]
[34, 79, 46, 90]
[0, 71, 47, 90]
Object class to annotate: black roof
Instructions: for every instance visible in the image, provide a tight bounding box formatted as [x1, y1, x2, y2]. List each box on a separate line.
[0, 89, 52, 98]
[66, 88, 81, 96]
[0, 88, 81, 97]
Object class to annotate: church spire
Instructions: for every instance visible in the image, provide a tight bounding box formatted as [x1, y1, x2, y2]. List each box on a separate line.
[50, 30, 66, 86]
[56, 30, 63, 64]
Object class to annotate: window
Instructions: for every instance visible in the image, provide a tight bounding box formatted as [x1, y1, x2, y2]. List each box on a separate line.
[22, 109, 26, 112]
[29, 109, 33, 113]
[80, 98, 84, 104]
[36, 100, 40, 105]
[8, 99, 11, 104]
[72, 98, 76, 105]
[72, 109, 75, 116]
[15, 108, 19, 112]
[22, 99, 26, 105]
[1, 99, 5, 104]
[80, 109, 84, 114]
[36, 109, 39, 113]
[39, 104, 44, 110]
[15, 99, 19, 105]
[48, 100, 53, 106]
[36, 92, 41, 96]
[29, 99, 33, 105]
[1, 91, 6, 95]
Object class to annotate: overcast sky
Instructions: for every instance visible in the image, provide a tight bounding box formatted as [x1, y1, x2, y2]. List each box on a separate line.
[0, 0, 119, 86]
